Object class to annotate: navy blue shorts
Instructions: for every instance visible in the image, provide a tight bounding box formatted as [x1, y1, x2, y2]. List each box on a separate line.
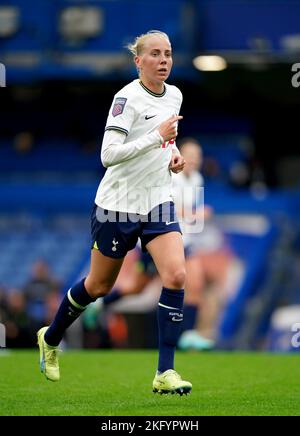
[91, 201, 181, 259]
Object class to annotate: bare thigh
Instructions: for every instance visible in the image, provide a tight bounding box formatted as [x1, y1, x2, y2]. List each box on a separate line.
[85, 248, 125, 298]
[146, 232, 186, 289]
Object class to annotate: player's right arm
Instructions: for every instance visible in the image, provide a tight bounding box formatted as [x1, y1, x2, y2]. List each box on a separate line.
[101, 129, 163, 168]
[101, 113, 183, 168]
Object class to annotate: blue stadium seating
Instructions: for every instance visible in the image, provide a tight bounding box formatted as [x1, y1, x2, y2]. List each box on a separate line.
[0, 214, 90, 289]
[1, 0, 299, 83]
[196, 0, 300, 51]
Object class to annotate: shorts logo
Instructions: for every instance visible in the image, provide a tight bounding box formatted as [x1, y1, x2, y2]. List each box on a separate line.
[112, 97, 127, 117]
[112, 238, 119, 251]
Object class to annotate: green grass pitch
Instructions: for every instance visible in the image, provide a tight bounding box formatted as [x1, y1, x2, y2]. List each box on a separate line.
[1, 349, 300, 416]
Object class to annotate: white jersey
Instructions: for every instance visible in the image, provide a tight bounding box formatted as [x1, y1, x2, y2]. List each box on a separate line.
[95, 79, 182, 214]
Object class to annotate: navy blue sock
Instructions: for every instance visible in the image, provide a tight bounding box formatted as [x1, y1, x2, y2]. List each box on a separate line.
[181, 304, 198, 332]
[157, 287, 184, 373]
[103, 288, 123, 306]
[45, 278, 95, 346]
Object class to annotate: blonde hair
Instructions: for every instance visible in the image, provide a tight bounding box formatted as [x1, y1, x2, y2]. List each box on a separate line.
[126, 30, 170, 56]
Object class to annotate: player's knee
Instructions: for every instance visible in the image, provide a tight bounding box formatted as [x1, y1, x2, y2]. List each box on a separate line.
[130, 285, 143, 295]
[85, 279, 113, 298]
[163, 267, 186, 289]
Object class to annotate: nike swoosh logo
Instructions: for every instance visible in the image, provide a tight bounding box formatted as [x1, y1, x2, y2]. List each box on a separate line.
[172, 316, 183, 322]
[145, 115, 156, 120]
[166, 221, 177, 225]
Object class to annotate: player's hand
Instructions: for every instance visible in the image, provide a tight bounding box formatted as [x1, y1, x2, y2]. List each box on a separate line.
[158, 115, 183, 142]
[169, 153, 185, 174]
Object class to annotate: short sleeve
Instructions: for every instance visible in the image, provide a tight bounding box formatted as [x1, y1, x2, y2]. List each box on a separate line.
[105, 94, 135, 136]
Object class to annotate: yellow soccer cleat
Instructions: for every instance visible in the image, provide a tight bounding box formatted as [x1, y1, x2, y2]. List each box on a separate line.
[152, 369, 192, 396]
[37, 326, 60, 382]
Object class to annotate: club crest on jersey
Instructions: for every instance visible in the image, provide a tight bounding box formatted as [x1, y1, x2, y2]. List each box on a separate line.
[112, 97, 127, 117]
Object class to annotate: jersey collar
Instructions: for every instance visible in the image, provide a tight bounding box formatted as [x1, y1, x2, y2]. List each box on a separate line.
[139, 80, 166, 97]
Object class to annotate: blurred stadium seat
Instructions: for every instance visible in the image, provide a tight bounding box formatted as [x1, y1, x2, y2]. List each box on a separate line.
[0, 214, 90, 289]
[1, 0, 300, 351]
[1, 0, 299, 82]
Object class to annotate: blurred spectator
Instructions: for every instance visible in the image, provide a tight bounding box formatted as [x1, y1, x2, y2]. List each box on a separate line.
[23, 260, 61, 332]
[2, 289, 34, 348]
[13, 131, 35, 154]
[193, 230, 241, 343]
[173, 138, 243, 350]
[202, 156, 221, 180]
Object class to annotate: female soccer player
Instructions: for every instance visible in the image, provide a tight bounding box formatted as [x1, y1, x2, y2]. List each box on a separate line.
[37, 30, 192, 395]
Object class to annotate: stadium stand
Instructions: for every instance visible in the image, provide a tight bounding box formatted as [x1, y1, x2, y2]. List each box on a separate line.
[1, 0, 300, 351]
[0, 214, 90, 289]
